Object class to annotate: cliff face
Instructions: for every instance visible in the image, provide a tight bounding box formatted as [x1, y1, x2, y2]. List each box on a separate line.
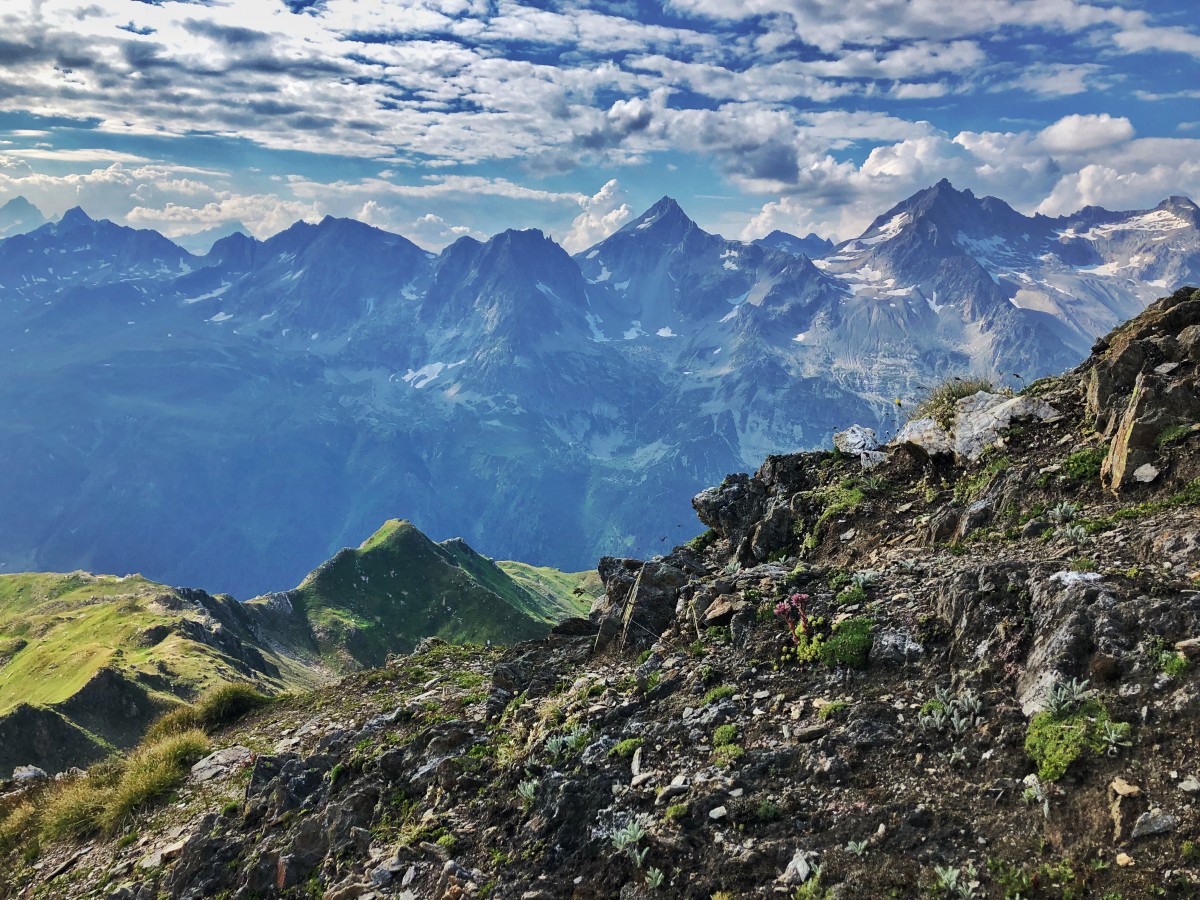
[2, 289, 1199, 899]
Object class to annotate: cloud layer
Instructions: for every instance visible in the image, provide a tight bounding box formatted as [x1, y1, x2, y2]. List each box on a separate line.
[0, 0, 1197, 245]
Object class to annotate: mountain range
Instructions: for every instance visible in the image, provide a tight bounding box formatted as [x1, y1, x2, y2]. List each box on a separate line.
[0, 182, 1197, 595]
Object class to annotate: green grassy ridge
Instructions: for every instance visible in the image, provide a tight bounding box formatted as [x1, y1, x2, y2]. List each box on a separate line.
[282, 519, 558, 668]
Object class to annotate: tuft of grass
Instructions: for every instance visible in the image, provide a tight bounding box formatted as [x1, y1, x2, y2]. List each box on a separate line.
[713, 724, 738, 746]
[911, 376, 997, 429]
[39, 778, 110, 842]
[100, 730, 209, 833]
[146, 682, 269, 741]
[1082, 478, 1200, 532]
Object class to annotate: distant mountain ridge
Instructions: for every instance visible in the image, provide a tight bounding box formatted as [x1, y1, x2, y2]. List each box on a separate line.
[0, 183, 1196, 595]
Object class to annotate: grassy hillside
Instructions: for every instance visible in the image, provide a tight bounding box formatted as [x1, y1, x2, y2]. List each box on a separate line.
[275, 520, 558, 668]
[0, 572, 309, 776]
[0, 522, 589, 775]
[495, 560, 599, 621]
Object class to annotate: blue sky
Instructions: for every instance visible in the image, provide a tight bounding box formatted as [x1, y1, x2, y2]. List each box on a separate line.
[0, 0, 1198, 250]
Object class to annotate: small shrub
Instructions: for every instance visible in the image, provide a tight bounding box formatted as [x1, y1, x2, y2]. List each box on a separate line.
[819, 617, 873, 668]
[1150, 640, 1191, 678]
[1025, 698, 1128, 781]
[713, 743, 744, 767]
[146, 682, 269, 742]
[685, 529, 718, 551]
[755, 800, 782, 822]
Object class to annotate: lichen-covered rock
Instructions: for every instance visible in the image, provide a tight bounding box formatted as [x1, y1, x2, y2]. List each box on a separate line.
[893, 417, 953, 458]
[952, 392, 1059, 461]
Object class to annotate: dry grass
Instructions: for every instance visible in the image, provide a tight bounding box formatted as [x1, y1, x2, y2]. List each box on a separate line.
[99, 729, 209, 834]
[910, 376, 1000, 429]
[145, 681, 268, 742]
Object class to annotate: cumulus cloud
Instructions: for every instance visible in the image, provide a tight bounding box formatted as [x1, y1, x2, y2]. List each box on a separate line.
[1038, 114, 1135, 155]
[562, 179, 633, 252]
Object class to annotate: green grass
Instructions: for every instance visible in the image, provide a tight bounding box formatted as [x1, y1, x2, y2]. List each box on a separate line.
[494, 561, 596, 621]
[609, 738, 644, 758]
[1082, 478, 1200, 533]
[818, 700, 849, 721]
[819, 617, 873, 669]
[145, 682, 269, 741]
[702, 685, 735, 705]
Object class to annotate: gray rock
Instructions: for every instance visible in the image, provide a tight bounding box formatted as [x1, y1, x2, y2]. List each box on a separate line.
[1131, 809, 1177, 839]
[893, 418, 954, 458]
[870, 629, 924, 666]
[834, 425, 880, 455]
[191, 746, 252, 783]
[12, 765, 47, 783]
[777, 849, 814, 885]
[953, 392, 1058, 461]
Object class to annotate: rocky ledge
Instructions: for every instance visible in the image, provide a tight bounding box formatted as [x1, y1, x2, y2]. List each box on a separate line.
[1, 288, 1199, 899]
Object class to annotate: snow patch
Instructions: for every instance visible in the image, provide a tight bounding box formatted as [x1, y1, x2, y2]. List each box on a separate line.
[208, 312, 233, 323]
[183, 283, 231, 304]
[793, 332, 807, 342]
[656, 327, 676, 337]
[585, 312, 608, 342]
[587, 265, 612, 284]
[585, 249, 599, 259]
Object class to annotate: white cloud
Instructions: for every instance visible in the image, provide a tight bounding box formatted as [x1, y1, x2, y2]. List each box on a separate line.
[1038, 113, 1135, 154]
[562, 179, 633, 252]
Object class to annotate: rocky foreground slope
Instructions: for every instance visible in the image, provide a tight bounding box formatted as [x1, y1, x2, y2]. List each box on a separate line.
[1, 288, 1198, 898]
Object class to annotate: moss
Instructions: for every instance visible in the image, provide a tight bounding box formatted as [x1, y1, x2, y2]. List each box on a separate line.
[684, 529, 718, 552]
[1024, 698, 1128, 781]
[835, 584, 867, 605]
[609, 738, 644, 758]
[663, 803, 688, 822]
[1155, 424, 1195, 448]
[818, 700, 849, 721]
[702, 685, 735, 705]
[819, 617, 873, 669]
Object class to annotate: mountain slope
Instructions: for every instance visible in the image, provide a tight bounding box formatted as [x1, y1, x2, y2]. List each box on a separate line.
[4, 288, 1196, 900]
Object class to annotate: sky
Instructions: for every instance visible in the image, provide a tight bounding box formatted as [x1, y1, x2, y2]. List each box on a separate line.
[0, 0, 1198, 252]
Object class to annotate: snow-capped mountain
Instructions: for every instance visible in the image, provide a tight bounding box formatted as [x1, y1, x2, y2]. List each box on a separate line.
[0, 183, 1194, 595]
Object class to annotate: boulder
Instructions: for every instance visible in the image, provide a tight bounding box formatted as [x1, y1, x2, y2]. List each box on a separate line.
[893, 418, 953, 458]
[592, 557, 688, 654]
[833, 425, 880, 456]
[952, 392, 1058, 461]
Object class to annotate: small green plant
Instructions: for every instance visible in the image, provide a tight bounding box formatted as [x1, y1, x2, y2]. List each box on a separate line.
[610, 820, 649, 867]
[713, 743, 744, 767]
[818, 700, 849, 721]
[819, 617, 873, 668]
[1068, 556, 1097, 572]
[685, 529, 718, 551]
[1063, 447, 1105, 481]
[1047, 501, 1081, 524]
[847, 838, 868, 858]
[1149, 639, 1191, 678]
[1055, 524, 1089, 545]
[932, 862, 978, 898]
[713, 724, 738, 746]
[703, 685, 735, 704]
[1026, 690, 1130, 781]
[645, 866, 665, 890]
[610, 738, 644, 759]
[220, 800, 240, 817]
[755, 799, 781, 822]
[516, 779, 538, 807]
